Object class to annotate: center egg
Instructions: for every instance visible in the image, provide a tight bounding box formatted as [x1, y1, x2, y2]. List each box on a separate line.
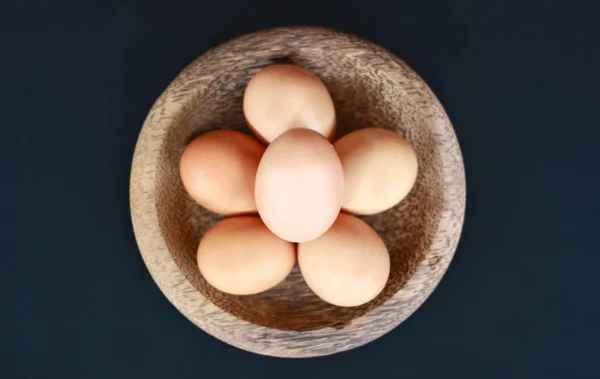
[254, 128, 345, 243]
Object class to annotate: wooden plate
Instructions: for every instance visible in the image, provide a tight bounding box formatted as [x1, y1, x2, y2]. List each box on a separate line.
[129, 27, 466, 358]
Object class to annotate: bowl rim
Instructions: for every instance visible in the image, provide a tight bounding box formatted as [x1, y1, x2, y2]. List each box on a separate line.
[129, 26, 466, 358]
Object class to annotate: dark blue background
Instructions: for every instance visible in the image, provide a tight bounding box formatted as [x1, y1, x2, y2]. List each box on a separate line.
[2, 0, 599, 378]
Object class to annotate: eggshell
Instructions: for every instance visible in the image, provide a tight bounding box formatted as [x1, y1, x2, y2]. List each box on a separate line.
[179, 130, 265, 215]
[255, 128, 344, 243]
[298, 213, 390, 307]
[197, 216, 296, 295]
[334, 127, 418, 215]
[243, 64, 336, 143]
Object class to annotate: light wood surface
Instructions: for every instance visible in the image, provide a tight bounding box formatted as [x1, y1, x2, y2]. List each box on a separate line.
[129, 26, 466, 358]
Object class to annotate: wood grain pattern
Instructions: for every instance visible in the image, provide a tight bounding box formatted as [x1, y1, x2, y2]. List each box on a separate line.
[129, 27, 466, 358]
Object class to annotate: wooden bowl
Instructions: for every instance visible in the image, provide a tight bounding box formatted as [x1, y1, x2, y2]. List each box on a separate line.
[130, 27, 465, 358]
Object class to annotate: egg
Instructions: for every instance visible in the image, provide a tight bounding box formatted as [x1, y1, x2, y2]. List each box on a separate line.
[255, 128, 344, 243]
[179, 130, 265, 215]
[243, 64, 336, 143]
[334, 127, 418, 215]
[197, 216, 296, 295]
[298, 213, 390, 307]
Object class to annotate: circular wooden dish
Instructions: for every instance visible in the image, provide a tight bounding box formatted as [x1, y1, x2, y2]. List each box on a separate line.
[130, 27, 466, 358]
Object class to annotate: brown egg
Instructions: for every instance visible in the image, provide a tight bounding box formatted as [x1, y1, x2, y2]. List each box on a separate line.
[179, 130, 265, 215]
[197, 216, 296, 295]
[243, 64, 336, 143]
[334, 127, 418, 215]
[255, 128, 344, 243]
[298, 213, 390, 307]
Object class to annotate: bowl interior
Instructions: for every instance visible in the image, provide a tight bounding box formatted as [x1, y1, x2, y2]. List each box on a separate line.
[152, 30, 445, 331]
